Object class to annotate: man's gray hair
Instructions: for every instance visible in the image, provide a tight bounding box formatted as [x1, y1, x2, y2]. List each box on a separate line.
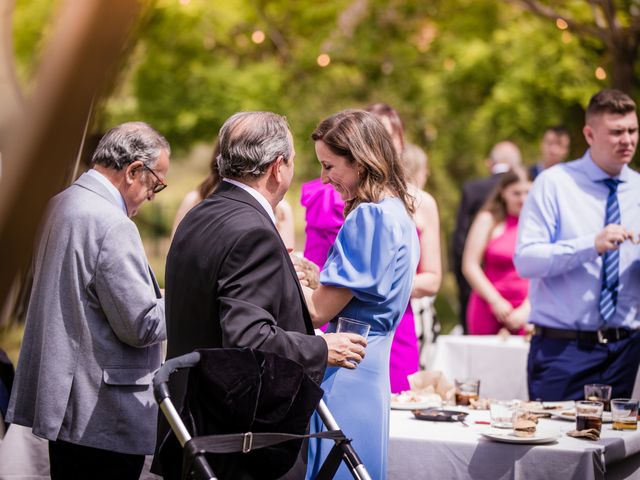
[91, 121, 170, 170]
[217, 112, 292, 180]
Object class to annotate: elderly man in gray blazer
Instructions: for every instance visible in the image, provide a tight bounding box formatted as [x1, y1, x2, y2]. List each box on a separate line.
[6, 122, 169, 479]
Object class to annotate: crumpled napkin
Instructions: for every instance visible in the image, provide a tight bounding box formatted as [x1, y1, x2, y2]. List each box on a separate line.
[408, 371, 456, 404]
[567, 429, 600, 440]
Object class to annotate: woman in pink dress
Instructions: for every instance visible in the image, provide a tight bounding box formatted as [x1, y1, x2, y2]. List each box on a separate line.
[463, 166, 531, 335]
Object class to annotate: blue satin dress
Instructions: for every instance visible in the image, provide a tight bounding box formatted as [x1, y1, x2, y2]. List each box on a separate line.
[306, 198, 419, 480]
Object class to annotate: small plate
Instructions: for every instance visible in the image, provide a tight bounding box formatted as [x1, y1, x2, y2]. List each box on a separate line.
[481, 427, 561, 444]
[412, 408, 469, 422]
[524, 401, 574, 415]
[391, 400, 439, 410]
[551, 410, 612, 423]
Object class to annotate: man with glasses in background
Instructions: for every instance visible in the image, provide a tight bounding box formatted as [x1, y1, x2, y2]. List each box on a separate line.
[7, 122, 169, 479]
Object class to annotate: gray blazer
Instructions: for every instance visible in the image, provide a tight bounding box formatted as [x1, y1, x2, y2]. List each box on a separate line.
[7, 172, 165, 455]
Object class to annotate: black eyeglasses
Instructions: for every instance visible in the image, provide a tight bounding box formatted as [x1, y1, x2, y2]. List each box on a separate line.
[140, 164, 167, 194]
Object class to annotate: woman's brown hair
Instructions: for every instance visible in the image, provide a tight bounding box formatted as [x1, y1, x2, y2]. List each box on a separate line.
[481, 166, 531, 223]
[312, 109, 414, 216]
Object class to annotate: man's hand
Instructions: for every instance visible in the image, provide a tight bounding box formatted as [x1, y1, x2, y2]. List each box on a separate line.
[595, 225, 634, 254]
[322, 332, 367, 369]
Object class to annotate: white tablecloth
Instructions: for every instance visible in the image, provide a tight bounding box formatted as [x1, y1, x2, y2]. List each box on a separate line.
[389, 409, 640, 480]
[430, 335, 640, 401]
[430, 335, 530, 400]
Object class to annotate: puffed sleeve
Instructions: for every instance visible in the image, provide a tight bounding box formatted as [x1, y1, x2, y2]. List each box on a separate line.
[321, 203, 402, 302]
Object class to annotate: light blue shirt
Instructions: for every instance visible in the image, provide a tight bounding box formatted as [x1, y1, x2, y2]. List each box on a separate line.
[222, 178, 276, 225]
[86, 168, 127, 215]
[514, 151, 640, 331]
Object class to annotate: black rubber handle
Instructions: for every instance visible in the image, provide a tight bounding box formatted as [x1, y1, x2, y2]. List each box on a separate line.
[153, 351, 201, 402]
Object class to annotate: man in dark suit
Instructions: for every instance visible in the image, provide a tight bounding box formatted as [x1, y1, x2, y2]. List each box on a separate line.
[451, 141, 522, 333]
[161, 111, 367, 479]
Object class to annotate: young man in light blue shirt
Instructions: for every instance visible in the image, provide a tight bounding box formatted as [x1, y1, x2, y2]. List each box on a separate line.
[515, 89, 640, 401]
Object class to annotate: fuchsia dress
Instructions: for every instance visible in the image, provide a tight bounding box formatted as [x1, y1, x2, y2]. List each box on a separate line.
[466, 214, 529, 335]
[300, 179, 345, 268]
[301, 179, 421, 393]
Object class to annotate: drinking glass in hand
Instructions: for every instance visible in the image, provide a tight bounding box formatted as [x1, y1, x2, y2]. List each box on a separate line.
[576, 400, 603, 433]
[584, 384, 612, 411]
[336, 317, 370, 367]
[454, 379, 480, 406]
[611, 398, 639, 431]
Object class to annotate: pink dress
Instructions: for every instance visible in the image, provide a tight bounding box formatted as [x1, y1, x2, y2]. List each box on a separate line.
[301, 179, 420, 392]
[389, 230, 421, 393]
[466, 214, 529, 335]
[300, 179, 344, 268]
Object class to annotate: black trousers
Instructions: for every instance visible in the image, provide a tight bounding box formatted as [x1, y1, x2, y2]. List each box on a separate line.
[48, 439, 145, 480]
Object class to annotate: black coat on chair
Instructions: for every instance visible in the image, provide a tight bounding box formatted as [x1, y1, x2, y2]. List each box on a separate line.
[158, 348, 324, 480]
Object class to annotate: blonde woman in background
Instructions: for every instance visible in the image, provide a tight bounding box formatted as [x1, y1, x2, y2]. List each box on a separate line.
[394, 143, 441, 383]
[366, 102, 442, 392]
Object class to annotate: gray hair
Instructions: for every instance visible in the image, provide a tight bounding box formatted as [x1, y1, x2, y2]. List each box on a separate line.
[91, 121, 170, 170]
[216, 112, 292, 180]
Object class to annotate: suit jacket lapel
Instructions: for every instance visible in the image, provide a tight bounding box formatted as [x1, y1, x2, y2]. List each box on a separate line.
[215, 182, 315, 334]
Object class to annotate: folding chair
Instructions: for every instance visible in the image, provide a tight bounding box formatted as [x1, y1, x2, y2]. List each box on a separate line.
[153, 349, 372, 480]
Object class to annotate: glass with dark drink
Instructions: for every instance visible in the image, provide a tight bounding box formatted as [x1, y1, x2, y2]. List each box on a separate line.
[576, 400, 603, 433]
[455, 379, 480, 406]
[584, 384, 612, 411]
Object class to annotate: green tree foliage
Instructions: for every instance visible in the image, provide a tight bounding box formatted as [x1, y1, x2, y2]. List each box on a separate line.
[13, 0, 631, 241]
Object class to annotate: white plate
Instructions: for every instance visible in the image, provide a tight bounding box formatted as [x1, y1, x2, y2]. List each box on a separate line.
[481, 427, 561, 444]
[551, 410, 612, 423]
[524, 401, 574, 415]
[390, 400, 441, 410]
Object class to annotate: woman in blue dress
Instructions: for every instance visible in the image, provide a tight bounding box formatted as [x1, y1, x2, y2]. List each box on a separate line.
[303, 109, 419, 480]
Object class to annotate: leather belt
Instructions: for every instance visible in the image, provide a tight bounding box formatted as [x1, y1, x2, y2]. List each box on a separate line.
[534, 325, 633, 344]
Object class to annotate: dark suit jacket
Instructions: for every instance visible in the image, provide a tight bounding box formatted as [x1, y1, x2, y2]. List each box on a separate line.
[159, 182, 328, 479]
[529, 164, 542, 180]
[166, 180, 327, 378]
[451, 174, 503, 323]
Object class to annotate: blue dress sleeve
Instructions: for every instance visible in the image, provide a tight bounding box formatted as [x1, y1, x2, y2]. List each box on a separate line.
[320, 203, 402, 302]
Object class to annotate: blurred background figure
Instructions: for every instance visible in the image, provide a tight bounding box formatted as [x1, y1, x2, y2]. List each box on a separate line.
[529, 126, 571, 179]
[364, 104, 442, 393]
[452, 141, 522, 334]
[172, 142, 295, 249]
[391, 143, 442, 392]
[462, 166, 531, 335]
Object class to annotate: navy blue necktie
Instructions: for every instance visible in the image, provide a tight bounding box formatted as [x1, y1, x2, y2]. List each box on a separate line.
[599, 178, 621, 322]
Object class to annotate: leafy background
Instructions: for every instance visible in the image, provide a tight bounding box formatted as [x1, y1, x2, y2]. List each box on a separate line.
[4, 0, 638, 359]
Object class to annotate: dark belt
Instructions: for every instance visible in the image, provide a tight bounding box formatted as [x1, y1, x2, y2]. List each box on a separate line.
[534, 326, 634, 344]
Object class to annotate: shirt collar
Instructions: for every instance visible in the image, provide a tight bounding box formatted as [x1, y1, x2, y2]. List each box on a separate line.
[222, 178, 277, 225]
[581, 149, 631, 183]
[86, 168, 127, 215]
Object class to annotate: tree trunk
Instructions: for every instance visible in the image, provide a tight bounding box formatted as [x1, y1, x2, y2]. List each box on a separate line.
[609, 43, 638, 95]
